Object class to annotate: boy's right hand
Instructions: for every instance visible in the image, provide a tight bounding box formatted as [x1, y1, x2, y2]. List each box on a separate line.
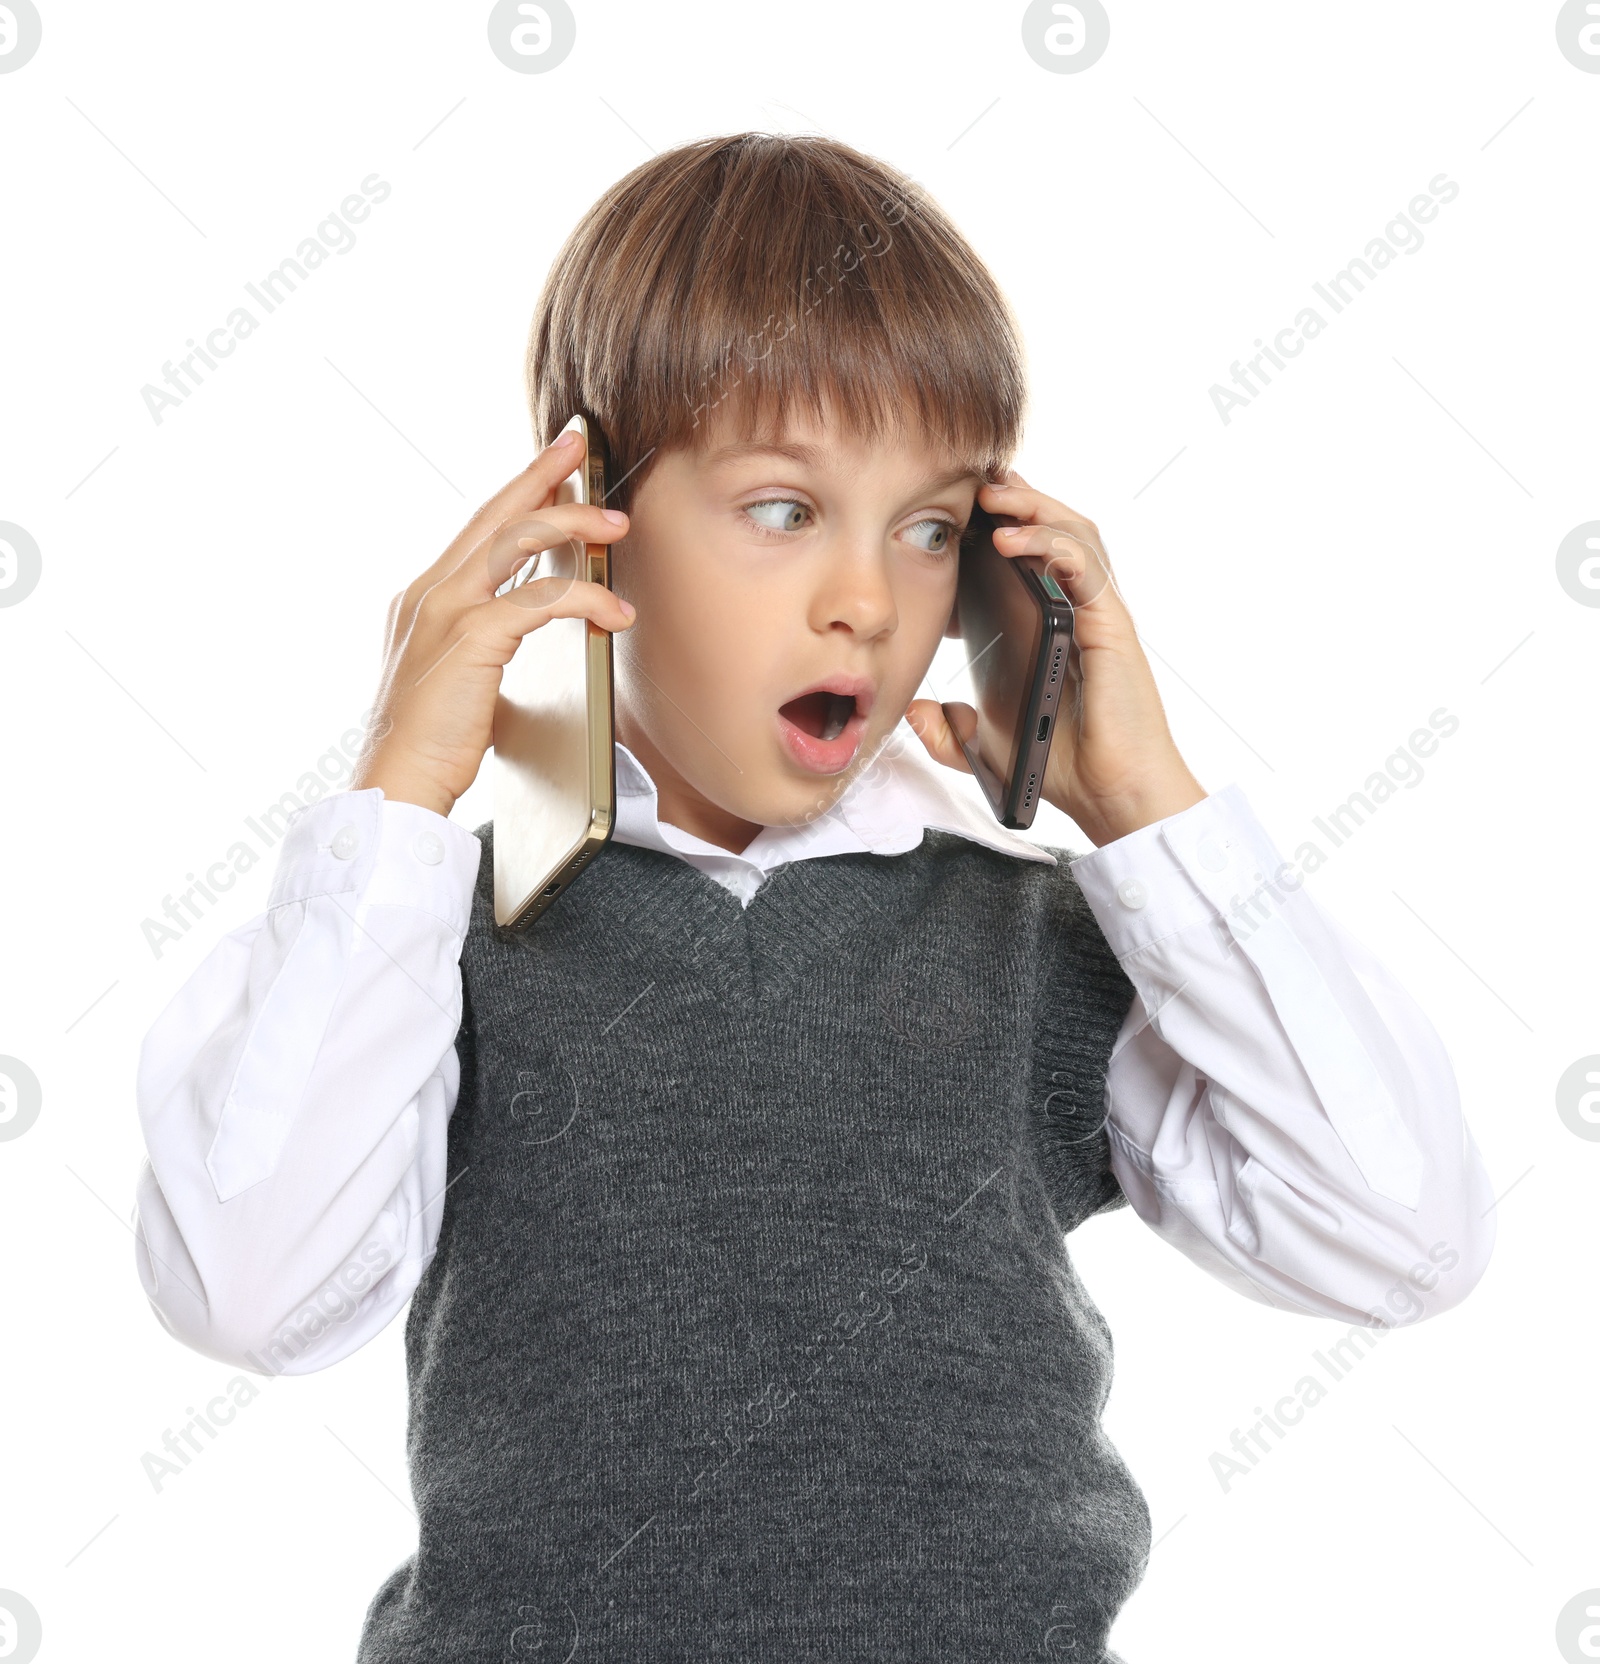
[351, 431, 635, 819]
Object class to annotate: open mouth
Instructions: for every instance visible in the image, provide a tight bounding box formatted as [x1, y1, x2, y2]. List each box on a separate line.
[777, 689, 858, 742]
[775, 678, 874, 775]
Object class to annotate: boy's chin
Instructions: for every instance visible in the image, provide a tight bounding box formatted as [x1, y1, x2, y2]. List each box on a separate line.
[704, 754, 863, 837]
[637, 713, 891, 840]
[762, 737, 894, 826]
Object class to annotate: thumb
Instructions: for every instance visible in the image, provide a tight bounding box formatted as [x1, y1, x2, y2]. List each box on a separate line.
[905, 698, 976, 775]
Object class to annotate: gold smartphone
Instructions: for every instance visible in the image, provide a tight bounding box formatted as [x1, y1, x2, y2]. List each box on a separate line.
[491, 412, 616, 930]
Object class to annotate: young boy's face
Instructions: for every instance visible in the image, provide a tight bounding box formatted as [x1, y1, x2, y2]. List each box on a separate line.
[610, 397, 981, 855]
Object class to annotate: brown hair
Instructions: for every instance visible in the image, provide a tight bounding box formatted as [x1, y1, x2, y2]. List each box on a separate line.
[525, 132, 1027, 518]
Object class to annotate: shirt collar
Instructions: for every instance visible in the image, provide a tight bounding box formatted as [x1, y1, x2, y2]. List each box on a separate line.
[611, 724, 1057, 876]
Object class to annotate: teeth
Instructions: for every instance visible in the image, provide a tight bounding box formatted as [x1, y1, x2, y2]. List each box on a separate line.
[819, 693, 853, 741]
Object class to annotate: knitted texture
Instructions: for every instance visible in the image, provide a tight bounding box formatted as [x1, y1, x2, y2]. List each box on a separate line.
[357, 825, 1150, 1662]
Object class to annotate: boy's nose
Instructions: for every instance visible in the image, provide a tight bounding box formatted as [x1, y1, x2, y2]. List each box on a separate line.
[810, 541, 899, 636]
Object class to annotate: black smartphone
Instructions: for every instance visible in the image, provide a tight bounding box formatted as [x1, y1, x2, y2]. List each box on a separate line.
[940, 501, 1077, 830]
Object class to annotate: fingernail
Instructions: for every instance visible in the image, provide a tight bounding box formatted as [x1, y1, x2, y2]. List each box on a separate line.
[602, 508, 627, 524]
[619, 599, 636, 617]
[1005, 524, 1031, 536]
[553, 432, 581, 449]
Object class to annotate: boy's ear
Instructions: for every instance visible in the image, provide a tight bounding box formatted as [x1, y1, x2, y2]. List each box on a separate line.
[943, 593, 961, 638]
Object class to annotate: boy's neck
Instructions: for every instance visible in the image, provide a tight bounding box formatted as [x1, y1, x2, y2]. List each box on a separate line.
[617, 715, 765, 856]
[662, 813, 760, 856]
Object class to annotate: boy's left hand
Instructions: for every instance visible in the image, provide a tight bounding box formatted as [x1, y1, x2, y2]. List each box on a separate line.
[905, 470, 1208, 848]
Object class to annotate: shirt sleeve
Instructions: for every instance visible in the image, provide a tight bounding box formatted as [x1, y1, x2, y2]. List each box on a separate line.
[131, 787, 482, 1374]
[1063, 782, 1497, 1327]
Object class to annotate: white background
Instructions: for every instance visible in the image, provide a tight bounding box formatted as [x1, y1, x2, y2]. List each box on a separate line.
[1, 2, 1596, 1660]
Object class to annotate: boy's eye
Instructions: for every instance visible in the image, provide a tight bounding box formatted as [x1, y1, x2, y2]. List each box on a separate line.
[744, 498, 810, 534]
[741, 498, 959, 557]
[907, 517, 956, 556]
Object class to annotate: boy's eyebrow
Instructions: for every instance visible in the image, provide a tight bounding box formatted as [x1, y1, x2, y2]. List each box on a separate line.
[703, 440, 979, 495]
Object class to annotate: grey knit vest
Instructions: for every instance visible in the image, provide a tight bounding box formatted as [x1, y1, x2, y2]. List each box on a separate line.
[356, 825, 1150, 1663]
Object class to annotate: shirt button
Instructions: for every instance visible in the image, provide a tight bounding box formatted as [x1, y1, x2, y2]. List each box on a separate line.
[1197, 832, 1228, 872]
[413, 830, 444, 866]
[1116, 878, 1148, 910]
[330, 824, 362, 860]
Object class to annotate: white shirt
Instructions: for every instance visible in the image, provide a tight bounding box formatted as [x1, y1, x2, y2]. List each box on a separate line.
[131, 727, 1497, 1374]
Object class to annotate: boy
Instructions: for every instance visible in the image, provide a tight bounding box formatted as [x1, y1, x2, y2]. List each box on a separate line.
[132, 132, 1496, 1661]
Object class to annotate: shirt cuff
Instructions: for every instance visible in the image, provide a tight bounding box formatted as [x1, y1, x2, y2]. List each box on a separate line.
[267, 788, 482, 938]
[1068, 783, 1277, 958]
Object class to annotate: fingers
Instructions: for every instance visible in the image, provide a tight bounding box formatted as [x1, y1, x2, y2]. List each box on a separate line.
[981, 476, 1120, 609]
[980, 473, 1062, 520]
[981, 475, 1101, 548]
[904, 697, 975, 775]
[466, 431, 591, 552]
[455, 501, 629, 602]
[996, 523, 1119, 610]
[399, 431, 600, 608]
[488, 574, 637, 643]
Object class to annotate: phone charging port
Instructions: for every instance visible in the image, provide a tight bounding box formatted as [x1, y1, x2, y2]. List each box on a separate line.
[1036, 716, 1050, 743]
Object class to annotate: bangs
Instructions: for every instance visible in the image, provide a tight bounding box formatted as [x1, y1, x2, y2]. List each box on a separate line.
[528, 133, 1027, 513]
